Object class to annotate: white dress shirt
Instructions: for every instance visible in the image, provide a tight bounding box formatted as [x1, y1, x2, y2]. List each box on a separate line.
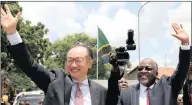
[70, 78, 92, 105]
[7, 32, 92, 105]
[139, 84, 154, 105]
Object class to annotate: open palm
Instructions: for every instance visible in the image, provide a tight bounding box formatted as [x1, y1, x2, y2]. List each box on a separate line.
[172, 23, 189, 44]
[1, 4, 21, 34]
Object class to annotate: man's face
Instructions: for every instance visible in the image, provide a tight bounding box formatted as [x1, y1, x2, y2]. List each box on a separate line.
[137, 59, 157, 87]
[66, 47, 93, 81]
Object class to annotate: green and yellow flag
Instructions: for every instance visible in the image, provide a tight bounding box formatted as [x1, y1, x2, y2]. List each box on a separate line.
[98, 27, 112, 64]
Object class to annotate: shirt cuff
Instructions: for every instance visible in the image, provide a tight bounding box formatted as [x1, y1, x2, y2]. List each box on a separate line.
[7, 31, 23, 45]
[180, 45, 190, 50]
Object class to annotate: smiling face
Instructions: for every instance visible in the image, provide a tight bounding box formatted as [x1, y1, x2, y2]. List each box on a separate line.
[65, 46, 93, 82]
[137, 58, 158, 87]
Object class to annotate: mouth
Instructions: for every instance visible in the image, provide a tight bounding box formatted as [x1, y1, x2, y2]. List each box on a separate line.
[71, 69, 80, 73]
[140, 75, 148, 80]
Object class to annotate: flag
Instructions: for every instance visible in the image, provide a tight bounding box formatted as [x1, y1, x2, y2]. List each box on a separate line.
[98, 27, 112, 64]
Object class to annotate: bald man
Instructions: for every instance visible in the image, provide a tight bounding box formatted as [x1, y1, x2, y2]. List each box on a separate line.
[115, 23, 190, 105]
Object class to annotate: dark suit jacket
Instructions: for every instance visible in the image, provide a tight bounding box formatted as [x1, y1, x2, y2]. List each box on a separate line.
[115, 48, 190, 105]
[8, 43, 107, 105]
[183, 79, 191, 105]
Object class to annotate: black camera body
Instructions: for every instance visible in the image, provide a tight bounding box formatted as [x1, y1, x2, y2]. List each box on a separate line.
[115, 29, 136, 66]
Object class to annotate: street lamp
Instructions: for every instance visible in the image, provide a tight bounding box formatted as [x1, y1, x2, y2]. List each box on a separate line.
[138, 1, 150, 63]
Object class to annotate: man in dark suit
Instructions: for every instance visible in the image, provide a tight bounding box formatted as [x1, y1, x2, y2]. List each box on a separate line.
[112, 23, 190, 105]
[1, 4, 113, 105]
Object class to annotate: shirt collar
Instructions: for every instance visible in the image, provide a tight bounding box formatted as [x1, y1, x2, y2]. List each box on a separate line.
[72, 77, 89, 86]
[140, 83, 154, 92]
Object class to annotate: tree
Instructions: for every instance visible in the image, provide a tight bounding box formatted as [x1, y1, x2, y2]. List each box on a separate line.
[1, 1, 51, 90]
[43, 33, 104, 79]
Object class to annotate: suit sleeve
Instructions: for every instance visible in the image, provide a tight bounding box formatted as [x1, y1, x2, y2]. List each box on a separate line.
[7, 42, 54, 92]
[168, 47, 190, 95]
[106, 70, 123, 105]
[116, 89, 126, 105]
[183, 80, 191, 105]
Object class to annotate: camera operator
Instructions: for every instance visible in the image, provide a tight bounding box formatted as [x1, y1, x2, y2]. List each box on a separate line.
[106, 29, 135, 105]
[106, 52, 129, 105]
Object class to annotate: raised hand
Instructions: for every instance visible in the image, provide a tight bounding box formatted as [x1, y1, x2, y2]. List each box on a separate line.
[171, 23, 189, 44]
[1, 4, 22, 35]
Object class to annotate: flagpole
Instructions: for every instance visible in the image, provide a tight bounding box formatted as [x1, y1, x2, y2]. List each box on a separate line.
[97, 26, 99, 80]
[138, 1, 150, 64]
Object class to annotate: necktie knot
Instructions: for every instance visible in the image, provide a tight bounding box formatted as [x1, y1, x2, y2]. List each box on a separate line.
[146, 87, 150, 91]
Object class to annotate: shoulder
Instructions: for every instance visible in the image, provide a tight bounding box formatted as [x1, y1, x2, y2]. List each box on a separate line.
[48, 68, 67, 81]
[120, 84, 138, 96]
[122, 84, 137, 92]
[158, 75, 171, 84]
[90, 80, 107, 91]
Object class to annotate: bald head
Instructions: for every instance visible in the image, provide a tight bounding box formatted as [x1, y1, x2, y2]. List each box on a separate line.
[140, 58, 158, 70]
[68, 45, 93, 59]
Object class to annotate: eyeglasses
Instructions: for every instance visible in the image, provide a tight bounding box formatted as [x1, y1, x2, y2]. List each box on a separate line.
[137, 66, 153, 71]
[66, 57, 85, 65]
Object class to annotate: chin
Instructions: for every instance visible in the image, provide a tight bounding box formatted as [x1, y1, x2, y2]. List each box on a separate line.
[140, 80, 149, 86]
[70, 73, 79, 78]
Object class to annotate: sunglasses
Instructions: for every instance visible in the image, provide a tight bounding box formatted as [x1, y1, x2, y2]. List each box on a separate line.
[137, 66, 153, 71]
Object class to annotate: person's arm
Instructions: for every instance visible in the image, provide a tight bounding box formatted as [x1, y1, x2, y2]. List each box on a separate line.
[168, 45, 190, 95]
[7, 32, 54, 92]
[1, 4, 53, 92]
[183, 80, 191, 105]
[106, 69, 123, 105]
[167, 23, 190, 95]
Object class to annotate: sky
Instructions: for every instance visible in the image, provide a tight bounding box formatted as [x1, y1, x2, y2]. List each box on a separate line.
[19, 1, 191, 68]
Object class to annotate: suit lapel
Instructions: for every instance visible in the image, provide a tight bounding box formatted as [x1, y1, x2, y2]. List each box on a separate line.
[135, 84, 140, 105]
[89, 80, 99, 105]
[64, 75, 73, 105]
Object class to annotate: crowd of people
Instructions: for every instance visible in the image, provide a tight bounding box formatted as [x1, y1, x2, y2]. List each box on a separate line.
[1, 4, 191, 105]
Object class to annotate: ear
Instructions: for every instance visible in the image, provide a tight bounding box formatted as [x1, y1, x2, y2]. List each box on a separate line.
[156, 71, 158, 76]
[88, 59, 94, 69]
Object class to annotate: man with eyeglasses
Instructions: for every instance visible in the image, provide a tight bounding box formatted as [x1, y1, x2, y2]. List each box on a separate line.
[112, 22, 190, 105]
[1, 4, 121, 105]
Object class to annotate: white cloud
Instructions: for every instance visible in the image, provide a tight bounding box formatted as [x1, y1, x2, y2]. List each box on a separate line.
[19, 2, 87, 42]
[84, 2, 191, 68]
[98, 2, 127, 15]
[84, 8, 137, 48]
[19, 2, 190, 68]
[138, 2, 191, 68]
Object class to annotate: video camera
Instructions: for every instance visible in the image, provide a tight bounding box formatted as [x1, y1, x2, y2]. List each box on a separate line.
[115, 29, 136, 66]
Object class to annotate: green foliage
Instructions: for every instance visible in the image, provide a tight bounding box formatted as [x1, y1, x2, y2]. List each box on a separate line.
[1, 2, 51, 90]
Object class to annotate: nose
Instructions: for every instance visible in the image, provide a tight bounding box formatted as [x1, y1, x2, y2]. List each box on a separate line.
[71, 61, 77, 67]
